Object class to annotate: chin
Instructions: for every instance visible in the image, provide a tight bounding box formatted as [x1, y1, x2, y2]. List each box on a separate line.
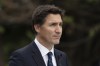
[53, 41, 60, 44]
[51, 39, 60, 44]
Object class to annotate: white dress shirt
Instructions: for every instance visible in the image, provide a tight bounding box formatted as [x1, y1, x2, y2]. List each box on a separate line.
[34, 38, 57, 66]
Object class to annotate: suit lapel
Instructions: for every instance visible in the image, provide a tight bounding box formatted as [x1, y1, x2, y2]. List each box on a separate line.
[31, 41, 46, 66]
[54, 49, 62, 66]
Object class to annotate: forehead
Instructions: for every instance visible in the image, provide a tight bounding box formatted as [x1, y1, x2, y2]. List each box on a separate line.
[44, 14, 63, 24]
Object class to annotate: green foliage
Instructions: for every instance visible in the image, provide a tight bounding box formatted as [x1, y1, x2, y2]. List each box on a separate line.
[63, 16, 74, 24]
[0, 25, 5, 34]
[89, 24, 100, 38]
[87, 0, 99, 4]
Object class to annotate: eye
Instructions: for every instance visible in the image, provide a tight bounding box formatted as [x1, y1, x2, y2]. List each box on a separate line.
[49, 22, 63, 27]
[50, 23, 57, 26]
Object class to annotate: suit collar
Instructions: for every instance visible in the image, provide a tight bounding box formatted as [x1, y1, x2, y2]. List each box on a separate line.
[34, 38, 54, 57]
[54, 49, 63, 66]
[30, 40, 63, 66]
[30, 41, 46, 66]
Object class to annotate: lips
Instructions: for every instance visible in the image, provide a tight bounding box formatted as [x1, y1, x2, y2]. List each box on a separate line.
[53, 36, 61, 39]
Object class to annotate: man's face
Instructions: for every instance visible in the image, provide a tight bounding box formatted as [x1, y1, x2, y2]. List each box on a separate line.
[35, 14, 63, 45]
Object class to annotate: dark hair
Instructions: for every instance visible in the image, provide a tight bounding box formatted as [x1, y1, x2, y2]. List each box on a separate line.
[32, 5, 65, 26]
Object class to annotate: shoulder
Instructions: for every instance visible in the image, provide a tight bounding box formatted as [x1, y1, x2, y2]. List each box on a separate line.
[54, 49, 66, 55]
[14, 44, 31, 54]
[54, 48, 68, 59]
[8, 41, 35, 66]
[10, 41, 34, 58]
[54, 49, 69, 66]
[9, 42, 34, 62]
[10, 44, 30, 59]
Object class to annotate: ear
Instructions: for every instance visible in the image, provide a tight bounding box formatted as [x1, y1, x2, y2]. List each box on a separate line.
[34, 24, 40, 33]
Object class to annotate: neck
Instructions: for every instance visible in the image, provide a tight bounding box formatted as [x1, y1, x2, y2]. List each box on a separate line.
[36, 36, 54, 50]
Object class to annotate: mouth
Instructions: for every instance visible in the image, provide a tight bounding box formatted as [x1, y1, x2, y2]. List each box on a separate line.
[53, 36, 61, 39]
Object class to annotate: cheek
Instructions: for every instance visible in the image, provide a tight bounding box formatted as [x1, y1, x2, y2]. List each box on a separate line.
[42, 28, 54, 38]
[46, 31, 52, 37]
[45, 31, 53, 39]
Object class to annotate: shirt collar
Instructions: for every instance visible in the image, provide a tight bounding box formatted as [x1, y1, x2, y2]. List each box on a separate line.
[34, 38, 54, 56]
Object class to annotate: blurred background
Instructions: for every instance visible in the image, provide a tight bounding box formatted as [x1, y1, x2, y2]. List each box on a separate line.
[0, 0, 100, 66]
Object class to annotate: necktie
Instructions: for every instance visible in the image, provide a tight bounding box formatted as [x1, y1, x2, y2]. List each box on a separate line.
[47, 52, 53, 66]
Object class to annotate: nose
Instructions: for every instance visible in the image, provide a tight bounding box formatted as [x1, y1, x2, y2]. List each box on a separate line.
[55, 26, 62, 34]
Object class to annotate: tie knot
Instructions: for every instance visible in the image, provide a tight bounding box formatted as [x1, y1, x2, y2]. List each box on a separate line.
[47, 52, 52, 58]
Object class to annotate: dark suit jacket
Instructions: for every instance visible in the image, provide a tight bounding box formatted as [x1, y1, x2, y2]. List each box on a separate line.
[9, 41, 68, 66]
[92, 60, 100, 66]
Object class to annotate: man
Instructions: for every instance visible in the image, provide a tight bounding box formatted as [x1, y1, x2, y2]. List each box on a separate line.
[9, 5, 68, 66]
